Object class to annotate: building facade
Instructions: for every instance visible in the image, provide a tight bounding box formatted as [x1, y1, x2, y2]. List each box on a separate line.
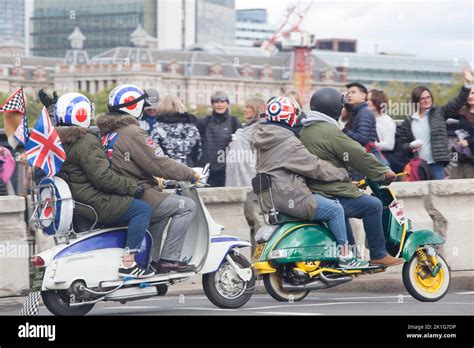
[0, 26, 468, 108]
[31, 0, 157, 58]
[31, 0, 236, 57]
[0, 0, 26, 44]
[235, 9, 274, 47]
[316, 38, 357, 53]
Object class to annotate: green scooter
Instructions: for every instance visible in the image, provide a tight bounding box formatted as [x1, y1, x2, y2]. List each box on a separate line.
[251, 173, 451, 302]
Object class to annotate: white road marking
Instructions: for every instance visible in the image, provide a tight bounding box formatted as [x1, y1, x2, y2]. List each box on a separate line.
[175, 307, 237, 312]
[252, 311, 322, 316]
[455, 291, 474, 295]
[101, 306, 160, 310]
[240, 301, 398, 311]
[330, 295, 412, 300]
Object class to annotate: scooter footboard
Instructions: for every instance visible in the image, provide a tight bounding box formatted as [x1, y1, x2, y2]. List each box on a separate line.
[199, 236, 251, 274]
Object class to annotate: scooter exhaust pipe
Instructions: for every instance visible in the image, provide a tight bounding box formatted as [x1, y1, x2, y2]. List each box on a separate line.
[282, 272, 352, 291]
[104, 286, 158, 301]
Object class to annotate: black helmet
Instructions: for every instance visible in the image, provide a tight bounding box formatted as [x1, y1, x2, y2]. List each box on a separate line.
[310, 88, 345, 120]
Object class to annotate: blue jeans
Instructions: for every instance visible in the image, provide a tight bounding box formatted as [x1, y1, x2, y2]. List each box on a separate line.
[115, 199, 152, 251]
[429, 163, 445, 180]
[312, 194, 347, 246]
[337, 195, 387, 260]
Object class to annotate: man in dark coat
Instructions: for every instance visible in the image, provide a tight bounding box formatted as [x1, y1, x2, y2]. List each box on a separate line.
[343, 82, 378, 146]
[197, 91, 241, 187]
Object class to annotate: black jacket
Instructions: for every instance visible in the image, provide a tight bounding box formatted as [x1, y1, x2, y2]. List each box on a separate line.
[343, 102, 378, 146]
[398, 85, 471, 164]
[197, 111, 241, 172]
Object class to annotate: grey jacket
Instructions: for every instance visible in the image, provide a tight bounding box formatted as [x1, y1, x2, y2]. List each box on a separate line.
[225, 119, 259, 187]
[253, 122, 349, 220]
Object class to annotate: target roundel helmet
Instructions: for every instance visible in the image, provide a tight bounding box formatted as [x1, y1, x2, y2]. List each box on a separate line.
[265, 96, 301, 127]
[54, 92, 93, 128]
[107, 84, 147, 118]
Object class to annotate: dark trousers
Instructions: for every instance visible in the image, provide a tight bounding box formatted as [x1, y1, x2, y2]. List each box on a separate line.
[208, 169, 226, 187]
[337, 195, 388, 260]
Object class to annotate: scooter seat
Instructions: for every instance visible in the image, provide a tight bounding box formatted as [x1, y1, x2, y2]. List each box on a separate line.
[73, 215, 127, 233]
[273, 213, 309, 223]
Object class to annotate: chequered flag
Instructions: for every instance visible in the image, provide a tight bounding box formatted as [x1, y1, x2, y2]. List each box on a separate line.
[0, 88, 26, 113]
[19, 291, 41, 316]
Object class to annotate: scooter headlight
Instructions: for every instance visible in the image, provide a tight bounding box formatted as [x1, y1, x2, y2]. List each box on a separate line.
[425, 246, 436, 256]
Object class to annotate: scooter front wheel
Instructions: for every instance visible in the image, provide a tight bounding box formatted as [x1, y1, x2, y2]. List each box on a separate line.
[42, 290, 95, 316]
[263, 272, 309, 302]
[203, 253, 255, 309]
[402, 252, 451, 302]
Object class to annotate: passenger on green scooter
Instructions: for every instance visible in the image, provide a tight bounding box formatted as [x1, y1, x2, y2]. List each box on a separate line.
[300, 88, 404, 267]
[253, 96, 369, 268]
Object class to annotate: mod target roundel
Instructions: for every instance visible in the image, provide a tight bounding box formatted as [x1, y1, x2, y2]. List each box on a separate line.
[268, 100, 282, 116]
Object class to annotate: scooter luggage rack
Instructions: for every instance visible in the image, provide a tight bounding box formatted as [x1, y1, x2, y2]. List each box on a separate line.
[30, 182, 100, 242]
[30, 182, 60, 226]
[252, 173, 280, 225]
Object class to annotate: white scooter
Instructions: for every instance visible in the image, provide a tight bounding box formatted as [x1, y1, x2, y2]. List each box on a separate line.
[30, 164, 255, 316]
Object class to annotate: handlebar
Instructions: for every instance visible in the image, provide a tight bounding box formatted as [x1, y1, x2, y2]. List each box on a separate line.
[356, 172, 407, 189]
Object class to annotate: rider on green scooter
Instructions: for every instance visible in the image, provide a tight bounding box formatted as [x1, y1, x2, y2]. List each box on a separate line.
[300, 88, 404, 267]
[253, 96, 369, 268]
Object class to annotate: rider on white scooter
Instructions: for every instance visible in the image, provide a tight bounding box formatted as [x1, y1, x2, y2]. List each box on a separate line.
[95, 84, 207, 274]
[40, 90, 155, 279]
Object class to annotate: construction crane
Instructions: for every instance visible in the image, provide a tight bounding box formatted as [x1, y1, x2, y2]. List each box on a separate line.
[261, 0, 315, 106]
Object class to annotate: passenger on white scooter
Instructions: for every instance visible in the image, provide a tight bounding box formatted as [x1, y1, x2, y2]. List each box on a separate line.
[95, 84, 206, 274]
[253, 96, 369, 268]
[38, 89, 155, 279]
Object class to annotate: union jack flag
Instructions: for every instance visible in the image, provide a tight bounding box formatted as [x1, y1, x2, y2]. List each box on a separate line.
[13, 112, 29, 146]
[26, 107, 66, 177]
[101, 131, 119, 162]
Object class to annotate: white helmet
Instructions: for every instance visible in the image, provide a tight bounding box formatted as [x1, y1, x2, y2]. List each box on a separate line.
[107, 84, 147, 118]
[54, 92, 92, 128]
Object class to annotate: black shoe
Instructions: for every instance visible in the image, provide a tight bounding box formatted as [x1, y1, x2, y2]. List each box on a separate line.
[149, 260, 159, 273]
[119, 263, 155, 279]
[156, 259, 196, 274]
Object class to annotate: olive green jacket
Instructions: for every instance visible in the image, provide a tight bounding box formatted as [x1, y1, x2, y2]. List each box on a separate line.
[57, 127, 139, 223]
[300, 111, 388, 199]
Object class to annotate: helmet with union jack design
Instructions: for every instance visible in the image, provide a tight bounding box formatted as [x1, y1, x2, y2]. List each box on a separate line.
[54, 92, 92, 128]
[265, 96, 301, 127]
[107, 84, 147, 118]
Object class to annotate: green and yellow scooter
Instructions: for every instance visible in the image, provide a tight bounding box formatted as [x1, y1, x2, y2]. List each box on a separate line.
[251, 173, 451, 302]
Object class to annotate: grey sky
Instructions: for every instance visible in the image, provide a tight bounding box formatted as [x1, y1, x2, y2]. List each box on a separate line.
[236, 0, 473, 67]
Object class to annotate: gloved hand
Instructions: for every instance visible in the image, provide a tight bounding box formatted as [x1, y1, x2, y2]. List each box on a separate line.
[134, 185, 145, 198]
[154, 176, 165, 190]
[194, 171, 209, 188]
[38, 89, 58, 108]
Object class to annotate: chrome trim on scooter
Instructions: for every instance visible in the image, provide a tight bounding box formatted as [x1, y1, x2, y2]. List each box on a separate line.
[281, 272, 353, 291]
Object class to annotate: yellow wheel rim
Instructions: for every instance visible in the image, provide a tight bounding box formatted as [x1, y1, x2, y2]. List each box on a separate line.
[414, 263, 444, 293]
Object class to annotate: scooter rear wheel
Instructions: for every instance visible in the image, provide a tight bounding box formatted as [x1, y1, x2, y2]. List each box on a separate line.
[42, 290, 95, 316]
[263, 272, 309, 302]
